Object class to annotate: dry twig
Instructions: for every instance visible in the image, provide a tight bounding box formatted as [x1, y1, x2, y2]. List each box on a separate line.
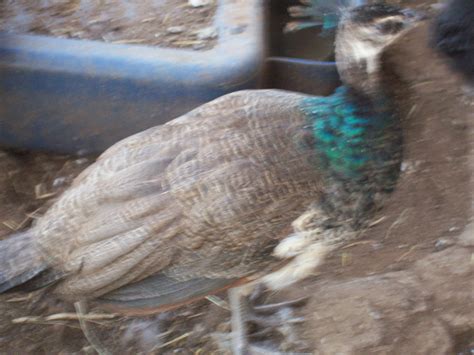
[396, 245, 419, 262]
[152, 332, 191, 351]
[12, 312, 118, 324]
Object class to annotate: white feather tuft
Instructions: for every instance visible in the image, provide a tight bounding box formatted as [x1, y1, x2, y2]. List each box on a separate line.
[263, 243, 332, 290]
[272, 231, 318, 258]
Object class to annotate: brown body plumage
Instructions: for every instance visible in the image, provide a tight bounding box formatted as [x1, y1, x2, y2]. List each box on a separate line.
[12, 90, 324, 305]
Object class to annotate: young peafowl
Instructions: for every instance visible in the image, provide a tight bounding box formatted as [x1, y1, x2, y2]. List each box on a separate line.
[0, 4, 424, 354]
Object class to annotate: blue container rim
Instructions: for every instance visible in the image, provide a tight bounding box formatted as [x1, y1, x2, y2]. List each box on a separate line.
[0, 0, 265, 87]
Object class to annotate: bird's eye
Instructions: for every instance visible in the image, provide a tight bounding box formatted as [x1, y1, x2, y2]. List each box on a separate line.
[376, 20, 404, 34]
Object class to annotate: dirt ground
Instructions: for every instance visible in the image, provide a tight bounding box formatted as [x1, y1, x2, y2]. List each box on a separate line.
[0, 0, 217, 49]
[0, 2, 473, 355]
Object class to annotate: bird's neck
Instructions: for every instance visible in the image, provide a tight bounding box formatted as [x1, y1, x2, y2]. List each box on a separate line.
[301, 86, 400, 179]
[299, 85, 402, 226]
[335, 29, 389, 98]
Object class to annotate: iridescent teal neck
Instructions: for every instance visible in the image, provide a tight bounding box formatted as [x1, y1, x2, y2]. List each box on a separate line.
[300, 86, 401, 183]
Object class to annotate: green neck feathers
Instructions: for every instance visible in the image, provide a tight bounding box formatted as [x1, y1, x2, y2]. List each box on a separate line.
[300, 86, 402, 189]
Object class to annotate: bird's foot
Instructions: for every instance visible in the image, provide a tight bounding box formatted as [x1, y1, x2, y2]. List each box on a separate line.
[217, 283, 308, 355]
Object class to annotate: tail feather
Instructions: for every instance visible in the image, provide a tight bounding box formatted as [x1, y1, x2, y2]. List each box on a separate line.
[0, 231, 49, 293]
[285, 0, 366, 34]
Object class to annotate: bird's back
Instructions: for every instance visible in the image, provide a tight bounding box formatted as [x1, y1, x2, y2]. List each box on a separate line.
[30, 89, 323, 300]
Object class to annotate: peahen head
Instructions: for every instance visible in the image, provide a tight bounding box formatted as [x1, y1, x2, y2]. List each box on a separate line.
[335, 4, 425, 96]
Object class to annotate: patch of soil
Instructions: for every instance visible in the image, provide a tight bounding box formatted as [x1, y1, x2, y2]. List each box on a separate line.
[0, 151, 92, 239]
[0, 7, 472, 355]
[0, 0, 217, 50]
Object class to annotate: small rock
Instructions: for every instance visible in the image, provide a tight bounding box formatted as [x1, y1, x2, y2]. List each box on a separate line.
[52, 177, 67, 188]
[434, 238, 453, 251]
[188, 0, 212, 7]
[74, 158, 89, 166]
[196, 26, 218, 40]
[167, 26, 185, 34]
[400, 160, 421, 173]
[448, 226, 461, 233]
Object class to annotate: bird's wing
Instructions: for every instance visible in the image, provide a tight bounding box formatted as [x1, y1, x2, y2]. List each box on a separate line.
[32, 89, 314, 300]
[98, 272, 239, 312]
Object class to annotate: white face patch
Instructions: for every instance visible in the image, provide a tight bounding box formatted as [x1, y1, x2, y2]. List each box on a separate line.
[347, 39, 380, 74]
[373, 15, 405, 24]
[339, 24, 402, 75]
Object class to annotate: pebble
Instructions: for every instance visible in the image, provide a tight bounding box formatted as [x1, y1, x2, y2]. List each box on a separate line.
[400, 160, 421, 173]
[167, 26, 185, 34]
[52, 177, 67, 188]
[188, 0, 212, 7]
[434, 238, 453, 251]
[74, 158, 89, 166]
[196, 26, 218, 40]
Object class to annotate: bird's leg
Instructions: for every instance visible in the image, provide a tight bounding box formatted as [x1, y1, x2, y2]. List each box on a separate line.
[228, 282, 255, 355]
[74, 300, 111, 355]
[223, 205, 339, 353]
[226, 282, 308, 355]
